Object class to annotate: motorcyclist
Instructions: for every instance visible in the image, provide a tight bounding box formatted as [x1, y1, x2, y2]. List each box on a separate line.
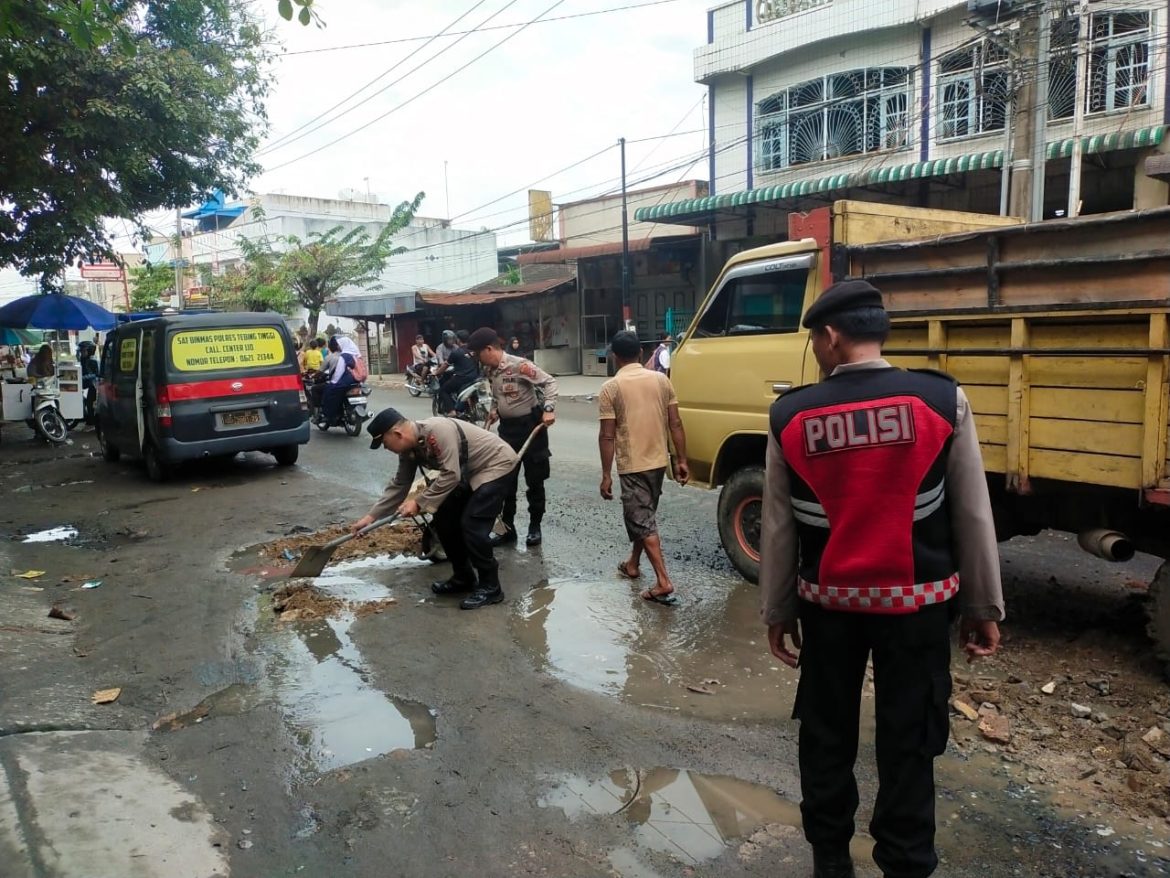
[319, 336, 358, 426]
[308, 338, 339, 418]
[434, 330, 458, 368]
[436, 330, 477, 416]
[407, 334, 435, 385]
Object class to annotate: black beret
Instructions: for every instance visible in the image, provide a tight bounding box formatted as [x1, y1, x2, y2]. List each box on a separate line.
[802, 279, 885, 329]
[367, 407, 406, 449]
[466, 327, 500, 352]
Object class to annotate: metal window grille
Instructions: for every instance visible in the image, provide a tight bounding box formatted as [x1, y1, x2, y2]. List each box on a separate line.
[1048, 10, 1150, 120]
[937, 42, 1010, 140]
[755, 67, 911, 171]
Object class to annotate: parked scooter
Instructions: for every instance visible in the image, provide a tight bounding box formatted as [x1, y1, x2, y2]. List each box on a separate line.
[314, 382, 371, 436]
[26, 377, 68, 444]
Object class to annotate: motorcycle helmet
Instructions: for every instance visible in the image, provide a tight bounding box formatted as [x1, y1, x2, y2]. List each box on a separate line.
[442, 330, 456, 343]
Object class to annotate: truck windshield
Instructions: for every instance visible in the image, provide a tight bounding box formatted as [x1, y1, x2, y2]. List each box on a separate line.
[695, 268, 808, 337]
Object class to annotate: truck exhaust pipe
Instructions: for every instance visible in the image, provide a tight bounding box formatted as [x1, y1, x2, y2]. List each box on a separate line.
[1077, 528, 1135, 563]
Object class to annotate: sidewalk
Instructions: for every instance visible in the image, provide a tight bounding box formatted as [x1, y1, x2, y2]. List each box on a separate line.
[365, 372, 607, 402]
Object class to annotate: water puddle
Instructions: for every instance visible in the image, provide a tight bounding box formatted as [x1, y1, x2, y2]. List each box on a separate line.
[512, 579, 791, 720]
[21, 525, 79, 543]
[541, 768, 868, 867]
[230, 552, 438, 774]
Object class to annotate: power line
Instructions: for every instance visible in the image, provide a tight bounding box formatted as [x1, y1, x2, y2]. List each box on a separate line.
[259, 0, 502, 156]
[264, 0, 570, 173]
[279, 0, 686, 56]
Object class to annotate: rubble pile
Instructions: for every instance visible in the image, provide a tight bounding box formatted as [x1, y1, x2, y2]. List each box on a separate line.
[263, 523, 422, 564]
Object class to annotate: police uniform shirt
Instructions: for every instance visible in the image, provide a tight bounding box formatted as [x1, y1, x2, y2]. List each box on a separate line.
[759, 359, 1005, 625]
[367, 418, 518, 518]
[486, 352, 559, 420]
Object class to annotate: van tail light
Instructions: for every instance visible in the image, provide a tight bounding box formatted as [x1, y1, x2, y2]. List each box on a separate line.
[156, 386, 173, 427]
[298, 388, 309, 411]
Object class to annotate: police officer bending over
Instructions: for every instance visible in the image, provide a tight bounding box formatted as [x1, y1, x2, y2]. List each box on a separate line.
[467, 327, 558, 547]
[759, 280, 1004, 878]
[351, 407, 518, 610]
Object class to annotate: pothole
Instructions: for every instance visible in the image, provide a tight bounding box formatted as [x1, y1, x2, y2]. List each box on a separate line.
[540, 768, 865, 868]
[512, 579, 792, 720]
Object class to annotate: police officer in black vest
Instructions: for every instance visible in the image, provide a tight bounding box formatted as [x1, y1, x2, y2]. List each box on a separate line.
[759, 280, 1005, 878]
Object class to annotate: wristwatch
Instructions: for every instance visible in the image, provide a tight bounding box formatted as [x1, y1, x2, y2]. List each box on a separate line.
[543, 403, 555, 413]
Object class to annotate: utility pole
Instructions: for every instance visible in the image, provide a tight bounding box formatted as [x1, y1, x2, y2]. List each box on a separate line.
[1067, 0, 1090, 217]
[1008, 0, 1052, 221]
[619, 137, 632, 331]
[174, 207, 184, 309]
[1028, 0, 1052, 222]
[444, 161, 451, 221]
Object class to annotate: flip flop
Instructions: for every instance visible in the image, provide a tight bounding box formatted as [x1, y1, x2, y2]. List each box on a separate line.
[640, 588, 679, 607]
[617, 562, 641, 580]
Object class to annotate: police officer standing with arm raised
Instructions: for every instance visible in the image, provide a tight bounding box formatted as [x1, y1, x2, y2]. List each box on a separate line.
[467, 327, 557, 547]
[351, 407, 518, 610]
[759, 280, 1004, 878]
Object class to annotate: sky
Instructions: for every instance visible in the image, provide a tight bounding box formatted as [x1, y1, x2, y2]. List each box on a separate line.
[0, 0, 714, 303]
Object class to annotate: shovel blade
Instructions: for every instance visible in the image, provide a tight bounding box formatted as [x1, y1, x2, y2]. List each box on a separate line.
[290, 544, 335, 578]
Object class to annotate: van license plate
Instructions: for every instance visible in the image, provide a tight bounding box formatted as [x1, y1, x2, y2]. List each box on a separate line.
[220, 409, 261, 427]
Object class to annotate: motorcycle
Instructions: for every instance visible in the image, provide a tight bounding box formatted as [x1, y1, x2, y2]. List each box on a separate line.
[433, 376, 492, 427]
[405, 357, 440, 399]
[26, 377, 69, 444]
[314, 381, 371, 436]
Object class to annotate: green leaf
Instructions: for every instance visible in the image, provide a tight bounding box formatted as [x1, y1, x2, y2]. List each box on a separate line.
[278, 0, 294, 20]
[298, 6, 311, 25]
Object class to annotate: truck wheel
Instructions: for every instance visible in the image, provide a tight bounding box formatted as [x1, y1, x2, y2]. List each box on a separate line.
[273, 444, 299, 466]
[1146, 562, 1170, 672]
[96, 420, 120, 462]
[717, 466, 764, 583]
[142, 441, 170, 483]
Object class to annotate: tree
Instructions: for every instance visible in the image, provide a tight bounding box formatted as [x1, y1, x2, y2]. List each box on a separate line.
[278, 193, 424, 335]
[127, 261, 174, 311]
[208, 234, 296, 314]
[0, 1, 272, 287]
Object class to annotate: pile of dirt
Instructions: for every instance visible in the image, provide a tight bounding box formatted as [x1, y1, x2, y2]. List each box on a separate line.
[947, 581, 1170, 829]
[271, 581, 397, 623]
[263, 523, 423, 564]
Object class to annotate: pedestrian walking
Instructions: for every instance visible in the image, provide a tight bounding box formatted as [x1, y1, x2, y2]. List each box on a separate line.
[467, 327, 558, 547]
[597, 330, 689, 605]
[352, 408, 519, 610]
[759, 279, 1004, 878]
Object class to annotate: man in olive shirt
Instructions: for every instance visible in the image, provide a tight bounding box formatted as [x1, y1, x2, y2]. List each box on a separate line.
[467, 327, 558, 547]
[598, 330, 689, 604]
[351, 407, 518, 610]
[759, 280, 1004, 878]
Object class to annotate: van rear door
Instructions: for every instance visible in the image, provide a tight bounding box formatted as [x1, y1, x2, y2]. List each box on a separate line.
[163, 325, 304, 444]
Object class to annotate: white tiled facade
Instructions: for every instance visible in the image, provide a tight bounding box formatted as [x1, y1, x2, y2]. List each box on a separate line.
[698, 0, 1168, 203]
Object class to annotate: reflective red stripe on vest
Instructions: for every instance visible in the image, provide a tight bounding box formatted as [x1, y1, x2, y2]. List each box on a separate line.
[164, 374, 301, 401]
[797, 573, 959, 614]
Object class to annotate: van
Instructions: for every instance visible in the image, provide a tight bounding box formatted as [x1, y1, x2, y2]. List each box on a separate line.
[95, 313, 310, 481]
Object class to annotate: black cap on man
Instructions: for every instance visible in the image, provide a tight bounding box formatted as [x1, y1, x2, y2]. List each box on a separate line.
[367, 407, 405, 449]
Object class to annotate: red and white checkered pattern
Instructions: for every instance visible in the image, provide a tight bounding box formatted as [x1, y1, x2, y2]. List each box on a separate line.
[798, 573, 959, 615]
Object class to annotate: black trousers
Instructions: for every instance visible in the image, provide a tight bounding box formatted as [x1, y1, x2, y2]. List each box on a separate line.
[794, 600, 953, 878]
[438, 375, 473, 413]
[497, 413, 550, 530]
[432, 474, 510, 589]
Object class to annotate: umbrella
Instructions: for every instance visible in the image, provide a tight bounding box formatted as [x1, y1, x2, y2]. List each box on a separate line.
[0, 293, 116, 331]
[0, 327, 44, 346]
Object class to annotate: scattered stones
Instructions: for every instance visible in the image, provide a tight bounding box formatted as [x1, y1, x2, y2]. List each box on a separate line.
[237, 838, 253, 851]
[1070, 703, 1093, 719]
[979, 713, 1012, 745]
[1040, 681, 1057, 695]
[1142, 726, 1170, 759]
[1120, 735, 1162, 773]
[1087, 679, 1112, 696]
[951, 698, 980, 722]
[968, 688, 1002, 705]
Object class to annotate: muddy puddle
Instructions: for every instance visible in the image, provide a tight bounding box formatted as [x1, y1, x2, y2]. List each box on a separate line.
[512, 578, 791, 721]
[218, 552, 438, 775]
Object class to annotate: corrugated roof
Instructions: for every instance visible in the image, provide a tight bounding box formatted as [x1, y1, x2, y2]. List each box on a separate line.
[518, 237, 653, 265]
[419, 276, 575, 307]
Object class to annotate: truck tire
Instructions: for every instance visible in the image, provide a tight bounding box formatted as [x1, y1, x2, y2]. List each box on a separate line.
[717, 466, 764, 583]
[1146, 562, 1170, 672]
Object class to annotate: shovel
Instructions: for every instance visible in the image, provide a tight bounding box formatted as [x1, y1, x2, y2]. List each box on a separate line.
[291, 423, 547, 578]
[291, 514, 403, 578]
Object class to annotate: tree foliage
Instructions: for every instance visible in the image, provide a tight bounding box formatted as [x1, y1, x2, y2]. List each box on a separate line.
[0, 1, 273, 287]
[127, 260, 173, 311]
[274, 193, 424, 335]
[208, 233, 296, 314]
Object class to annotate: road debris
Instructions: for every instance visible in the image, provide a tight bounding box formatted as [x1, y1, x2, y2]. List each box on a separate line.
[978, 713, 1012, 745]
[262, 523, 422, 566]
[92, 687, 122, 705]
[1070, 702, 1092, 718]
[80, 580, 102, 589]
[951, 698, 980, 722]
[47, 606, 76, 621]
[15, 570, 46, 579]
[1040, 681, 1057, 695]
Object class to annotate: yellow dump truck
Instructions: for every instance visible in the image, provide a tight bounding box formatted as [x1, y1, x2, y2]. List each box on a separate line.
[672, 201, 1170, 649]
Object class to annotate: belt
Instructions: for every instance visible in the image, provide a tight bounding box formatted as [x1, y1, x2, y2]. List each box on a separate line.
[798, 573, 959, 614]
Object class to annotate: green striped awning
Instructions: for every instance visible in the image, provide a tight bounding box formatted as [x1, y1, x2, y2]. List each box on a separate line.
[636, 124, 1166, 225]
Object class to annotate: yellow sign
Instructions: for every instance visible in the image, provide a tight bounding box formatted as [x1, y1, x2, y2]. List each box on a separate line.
[170, 327, 286, 372]
[119, 338, 138, 372]
[528, 189, 554, 242]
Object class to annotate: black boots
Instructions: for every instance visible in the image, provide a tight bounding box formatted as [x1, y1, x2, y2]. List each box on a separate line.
[430, 575, 475, 595]
[525, 526, 542, 546]
[459, 587, 504, 610]
[812, 850, 856, 878]
[489, 526, 517, 547]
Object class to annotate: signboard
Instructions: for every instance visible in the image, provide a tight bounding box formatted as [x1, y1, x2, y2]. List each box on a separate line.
[118, 338, 138, 372]
[528, 190, 554, 242]
[80, 261, 125, 281]
[170, 327, 286, 372]
[757, 0, 829, 24]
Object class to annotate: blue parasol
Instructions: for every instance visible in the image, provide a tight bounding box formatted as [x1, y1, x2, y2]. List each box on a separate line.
[0, 327, 44, 346]
[0, 293, 116, 331]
